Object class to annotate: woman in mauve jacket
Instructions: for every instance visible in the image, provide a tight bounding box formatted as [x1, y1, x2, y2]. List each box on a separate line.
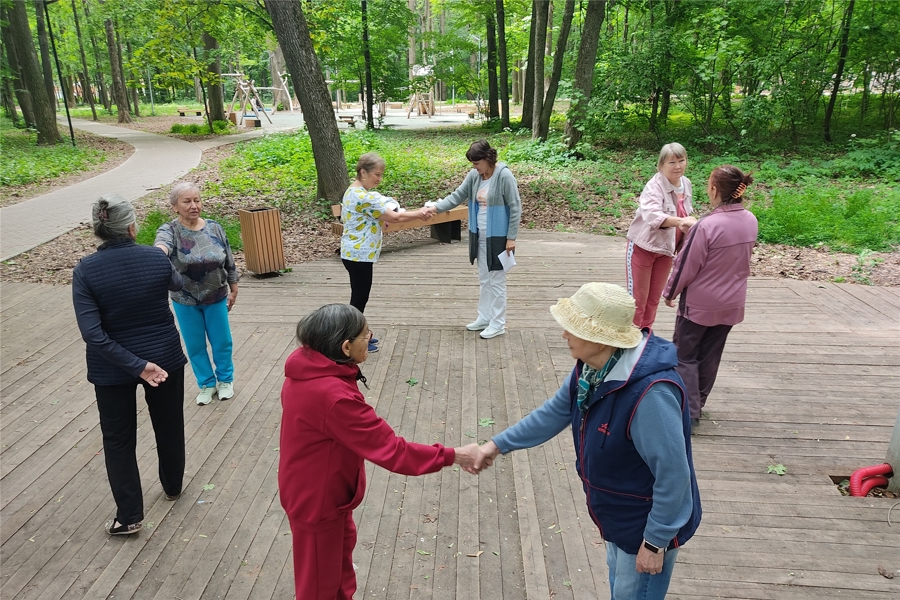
[663, 165, 759, 433]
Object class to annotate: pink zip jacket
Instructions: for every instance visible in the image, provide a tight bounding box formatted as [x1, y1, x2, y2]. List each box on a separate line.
[626, 172, 694, 257]
[663, 204, 758, 327]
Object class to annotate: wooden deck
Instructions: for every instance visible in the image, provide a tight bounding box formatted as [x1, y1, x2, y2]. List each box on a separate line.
[2, 230, 898, 599]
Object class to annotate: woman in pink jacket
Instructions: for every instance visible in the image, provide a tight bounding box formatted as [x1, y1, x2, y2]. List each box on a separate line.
[279, 304, 479, 599]
[626, 143, 697, 329]
[663, 165, 758, 433]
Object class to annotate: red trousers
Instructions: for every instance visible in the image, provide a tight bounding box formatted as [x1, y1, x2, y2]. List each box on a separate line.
[289, 511, 357, 599]
[626, 241, 673, 329]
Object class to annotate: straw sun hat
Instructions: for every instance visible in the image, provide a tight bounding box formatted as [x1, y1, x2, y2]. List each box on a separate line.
[550, 283, 643, 348]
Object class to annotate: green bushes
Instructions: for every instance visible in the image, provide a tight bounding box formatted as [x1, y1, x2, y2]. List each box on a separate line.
[170, 120, 233, 135]
[1, 122, 108, 187]
[751, 187, 900, 252]
[136, 209, 243, 251]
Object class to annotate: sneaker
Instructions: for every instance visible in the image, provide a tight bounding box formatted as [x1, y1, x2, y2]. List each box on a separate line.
[370, 337, 379, 344]
[216, 381, 234, 400]
[105, 519, 142, 536]
[165, 491, 182, 501]
[480, 326, 506, 339]
[466, 319, 489, 331]
[690, 418, 700, 435]
[367, 341, 379, 353]
[196, 387, 216, 405]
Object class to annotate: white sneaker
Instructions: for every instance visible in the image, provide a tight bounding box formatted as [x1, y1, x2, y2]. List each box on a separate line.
[216, 382, 234, 400]
[196, 387, 216, 405]
[480, 326, 506, 339]
[466, 319, 489, 331]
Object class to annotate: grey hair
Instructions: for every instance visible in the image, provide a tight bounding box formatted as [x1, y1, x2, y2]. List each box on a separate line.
[355, 153, 385, 178]
[168, 181, 201, 206]
[91, 194, 136, 240]
[657, 142, 687, 170]
[296, 304, 367, 364]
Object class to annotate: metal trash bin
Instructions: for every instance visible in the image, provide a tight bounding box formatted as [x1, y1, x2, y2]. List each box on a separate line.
[238, 207, 285, 274]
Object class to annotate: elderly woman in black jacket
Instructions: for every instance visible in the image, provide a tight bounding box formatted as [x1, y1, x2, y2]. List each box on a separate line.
[73, 195, 188, 535]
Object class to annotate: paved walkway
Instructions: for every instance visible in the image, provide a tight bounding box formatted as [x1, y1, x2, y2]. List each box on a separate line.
[0, 120, 202, 261]
[1, 109, 472, 262]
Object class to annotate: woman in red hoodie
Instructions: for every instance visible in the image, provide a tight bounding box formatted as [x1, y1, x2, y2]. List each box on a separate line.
[279, 304, 480, 599]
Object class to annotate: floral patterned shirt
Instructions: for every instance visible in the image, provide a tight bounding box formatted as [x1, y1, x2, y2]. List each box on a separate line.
[340, 186, 391, 263]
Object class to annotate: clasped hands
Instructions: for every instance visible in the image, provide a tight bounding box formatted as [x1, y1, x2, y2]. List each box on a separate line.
[453, 440, 500, 475]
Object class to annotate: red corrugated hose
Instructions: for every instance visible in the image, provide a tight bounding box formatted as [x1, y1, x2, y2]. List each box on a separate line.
[849, 463, 893, 497]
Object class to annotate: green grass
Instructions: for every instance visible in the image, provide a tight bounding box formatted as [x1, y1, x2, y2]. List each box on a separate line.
[0, 119, 110, 187]
[136, 209, 243, 252]
[214, 125, 899, 254]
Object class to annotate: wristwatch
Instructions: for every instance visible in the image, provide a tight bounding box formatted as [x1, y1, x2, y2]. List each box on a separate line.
[643, 540, 666, 554]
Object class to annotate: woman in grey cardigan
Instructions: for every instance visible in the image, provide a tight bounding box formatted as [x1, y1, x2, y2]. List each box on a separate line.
[426, 140, 522, 339]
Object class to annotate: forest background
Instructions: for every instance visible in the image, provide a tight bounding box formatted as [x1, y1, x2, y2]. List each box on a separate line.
[1, 0, 898, 285]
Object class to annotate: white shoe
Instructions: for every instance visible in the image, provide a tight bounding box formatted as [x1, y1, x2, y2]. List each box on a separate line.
[216, 381, 234, 400]
[480, 326, 506, 339]
[196, 387, 216, 405]
[466, 319, 489, 331]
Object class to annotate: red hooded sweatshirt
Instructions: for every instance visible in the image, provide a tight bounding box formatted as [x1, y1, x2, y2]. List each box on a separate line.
[279, 346, 455, 531]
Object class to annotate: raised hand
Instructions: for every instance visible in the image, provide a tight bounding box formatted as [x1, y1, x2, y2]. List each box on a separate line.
[140, 362, 168, 387]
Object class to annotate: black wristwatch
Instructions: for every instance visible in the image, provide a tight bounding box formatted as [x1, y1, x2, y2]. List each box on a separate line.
[643, 540, 666, 554]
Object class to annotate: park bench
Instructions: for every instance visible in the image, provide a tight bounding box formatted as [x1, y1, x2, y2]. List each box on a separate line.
[330, 204, 467, 244]
[177, 107, 203, 116]
[338, 115, 357, 127]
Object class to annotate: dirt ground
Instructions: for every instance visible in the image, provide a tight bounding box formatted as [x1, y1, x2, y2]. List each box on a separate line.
[2, 119, 898, 287]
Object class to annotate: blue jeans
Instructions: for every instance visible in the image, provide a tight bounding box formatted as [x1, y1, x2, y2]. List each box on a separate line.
[606, 541, 680, 600]
[172, 297, 234, 388]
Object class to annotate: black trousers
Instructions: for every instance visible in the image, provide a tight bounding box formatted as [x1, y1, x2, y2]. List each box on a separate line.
[342, 259, 374, 314]
[672, 316, 733, 421]
[94, 366, 186, 525]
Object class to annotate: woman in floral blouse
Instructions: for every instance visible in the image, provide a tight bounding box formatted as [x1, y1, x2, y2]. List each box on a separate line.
[341, 153, 432, 352]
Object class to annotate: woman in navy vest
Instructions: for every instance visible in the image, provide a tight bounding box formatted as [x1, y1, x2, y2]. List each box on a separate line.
[474, 283, 701, 600]
[73, 195, 187, 535]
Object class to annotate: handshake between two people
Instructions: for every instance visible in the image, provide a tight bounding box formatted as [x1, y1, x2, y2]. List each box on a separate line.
[452, 440, 500, 475]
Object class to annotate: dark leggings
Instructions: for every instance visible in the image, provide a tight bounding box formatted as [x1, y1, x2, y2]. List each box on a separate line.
[94, 366, 186, 525]
[672, 316, 732, 420]
[342, 259, 374, 313]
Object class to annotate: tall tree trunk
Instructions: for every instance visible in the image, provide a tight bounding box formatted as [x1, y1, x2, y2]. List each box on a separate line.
[824, 0, 854, 142]
[0, 5, 36, 127]
[512, 59, 520, 104]
[65, 75, 77, 107]
[486, 13, 499, 119]
[265, 0, 348, 205]
[530, 0, 550, 138]
[103, 18, 131, 123]
[125, 40, 139, 116]
[33, 0, 57, 112]
[495, 0, 510, 128]
[71, 0, 97, 120]
[361, 0, 375, 128]
[1, 73, 20, 126]
[194, 76, 202, 104]
[537, 0, 574, 140]
[520, 2, 537, 126]
[7, 0, 61, 143]
[113, 25, 131, 113]
[407, 0, 416, 77]
[202, 32, 226, 122]
[83, 0, 109, 111]
[565, 0, 606, 149]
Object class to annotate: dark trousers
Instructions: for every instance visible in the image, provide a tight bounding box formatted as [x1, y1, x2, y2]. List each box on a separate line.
[673, 316, 732, 420]
[94, 366, 186, 525]
[342, 259, 374, 314]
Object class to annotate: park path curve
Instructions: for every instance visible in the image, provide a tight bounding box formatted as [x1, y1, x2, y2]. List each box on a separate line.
[0, 119, 203, 262]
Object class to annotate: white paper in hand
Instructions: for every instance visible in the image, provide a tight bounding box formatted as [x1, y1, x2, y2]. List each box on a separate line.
[497, 250, 516, 273]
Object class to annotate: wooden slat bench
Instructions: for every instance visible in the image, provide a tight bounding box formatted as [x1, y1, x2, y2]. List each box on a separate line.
[177, 106, 203, 116]
[330, 204, 467, 243]
[337, 115, 357, 127]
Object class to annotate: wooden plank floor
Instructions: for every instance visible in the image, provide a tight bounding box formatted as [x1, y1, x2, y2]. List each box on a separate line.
[2, 230, 898, 599]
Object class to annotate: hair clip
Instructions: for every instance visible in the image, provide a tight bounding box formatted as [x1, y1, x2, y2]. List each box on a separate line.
[732, 183, 747, 199]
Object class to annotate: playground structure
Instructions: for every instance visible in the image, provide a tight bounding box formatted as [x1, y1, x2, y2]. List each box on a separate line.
[224, 72, 294, 126]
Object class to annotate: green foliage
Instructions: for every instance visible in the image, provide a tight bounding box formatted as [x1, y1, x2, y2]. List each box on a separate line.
[136, 209, 242, 252]
[169, 120, 233, 135]
[0, 123, 108, 187]
[751, 187, 899, 252]
[766, 464, 787, 476]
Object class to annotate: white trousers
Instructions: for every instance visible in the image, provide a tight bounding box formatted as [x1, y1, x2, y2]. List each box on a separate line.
[476, 232, 507, 329]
